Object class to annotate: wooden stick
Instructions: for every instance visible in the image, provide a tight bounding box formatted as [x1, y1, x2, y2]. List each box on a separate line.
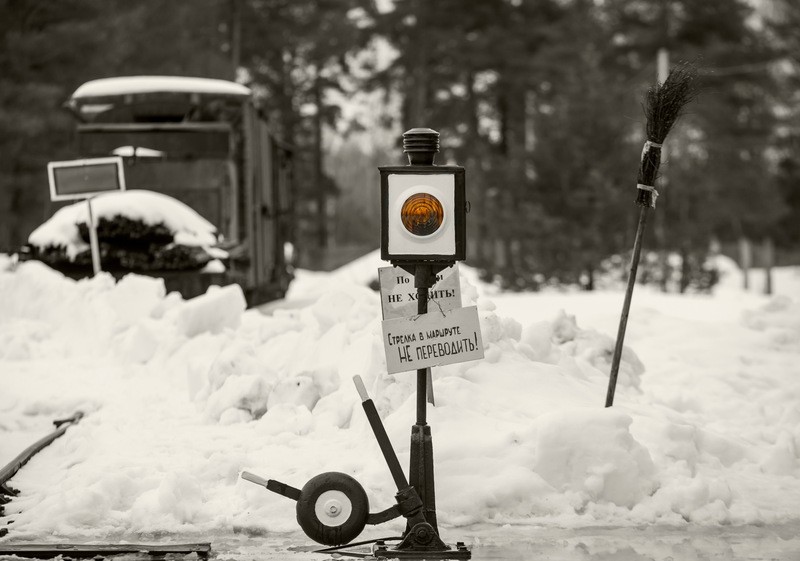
[86, 197, 102, 275]
[605, 62, 698, 407]
[606, 206, 650, 407]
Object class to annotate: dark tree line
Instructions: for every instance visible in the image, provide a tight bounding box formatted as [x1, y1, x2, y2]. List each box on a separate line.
[363, 0, 799, 290]
[1, 0, 798, 290]
[0, 0, 232, 251]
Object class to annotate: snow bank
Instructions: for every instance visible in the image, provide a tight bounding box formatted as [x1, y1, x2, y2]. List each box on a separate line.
[0, 253, 16, 272]
[1, 257, 799, 540]
[286, 249, 498, 302]
[530, 408, 655, 507]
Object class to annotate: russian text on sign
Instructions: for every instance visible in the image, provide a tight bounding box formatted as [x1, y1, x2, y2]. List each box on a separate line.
[378, 264, 462, 320]
[382, 305, 484, 374]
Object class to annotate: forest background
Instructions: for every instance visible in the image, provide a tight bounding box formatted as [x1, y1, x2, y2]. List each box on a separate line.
[1, 0, 799, 291]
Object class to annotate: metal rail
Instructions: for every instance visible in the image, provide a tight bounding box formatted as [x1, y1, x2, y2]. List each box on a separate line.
[0, 412, 84, 487]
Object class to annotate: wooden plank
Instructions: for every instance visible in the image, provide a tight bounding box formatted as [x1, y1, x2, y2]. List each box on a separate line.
[0, 543, 211, 558]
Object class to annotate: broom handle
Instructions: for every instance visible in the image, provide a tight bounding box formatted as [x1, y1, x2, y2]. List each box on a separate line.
[606, 205, 650, 407]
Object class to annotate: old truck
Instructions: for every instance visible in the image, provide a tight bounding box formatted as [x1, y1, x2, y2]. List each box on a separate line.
[49, 75, 294, 304]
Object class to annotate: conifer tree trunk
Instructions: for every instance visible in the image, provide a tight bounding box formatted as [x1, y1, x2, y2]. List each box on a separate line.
[763, 237, 774, 295]
[739, 236, 752, 291]
[230, 0, 241, 78]
[313, 77, 327, 248]
[679, 246, 690, 293]
[406, 0, 428, 127]
[465, 72, 490, 265]
[585, 267, 595, 291]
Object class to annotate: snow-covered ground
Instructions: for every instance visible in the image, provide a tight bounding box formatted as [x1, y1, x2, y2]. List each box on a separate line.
[0, 251, 799, 555]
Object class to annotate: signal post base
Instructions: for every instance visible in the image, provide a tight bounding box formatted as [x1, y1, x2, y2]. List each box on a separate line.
[376, 537, 471, 560]
[407, 424, 438, 532]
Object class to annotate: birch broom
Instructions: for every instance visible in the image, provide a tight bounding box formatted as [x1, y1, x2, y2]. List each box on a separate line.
[605, 62, 699, 407]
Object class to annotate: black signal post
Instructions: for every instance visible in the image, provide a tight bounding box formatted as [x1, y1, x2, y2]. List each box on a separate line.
[378, 128, 469, 558]
[239, 131, 471, 558]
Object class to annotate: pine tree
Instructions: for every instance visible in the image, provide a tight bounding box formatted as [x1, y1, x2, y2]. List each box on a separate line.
[237, 0, 365, 259]
[603, 0, 787, 289]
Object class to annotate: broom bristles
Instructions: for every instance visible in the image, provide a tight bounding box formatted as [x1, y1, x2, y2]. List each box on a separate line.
[637, 61, 699, 207]
[645, 61, 699, 144]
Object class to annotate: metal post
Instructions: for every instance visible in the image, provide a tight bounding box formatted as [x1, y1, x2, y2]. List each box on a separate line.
[86, 198, 101, 275]
[408, 263, 438, 533]
[384, 128, 470, 557]
[416, 284, 428, 426]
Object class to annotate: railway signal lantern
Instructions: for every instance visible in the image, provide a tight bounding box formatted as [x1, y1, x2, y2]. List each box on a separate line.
[380, 128, 466, 265]
[240, 128, 474, 560]
[378, 128, 472, 556]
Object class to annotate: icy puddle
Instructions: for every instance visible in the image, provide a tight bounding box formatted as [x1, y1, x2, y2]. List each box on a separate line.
[1, 525, 798, 560]
[464, 524, 800, 560]
[202, 524, 800, 561]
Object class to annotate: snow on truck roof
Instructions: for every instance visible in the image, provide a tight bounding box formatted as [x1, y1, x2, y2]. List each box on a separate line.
[70, 76, 252, 100]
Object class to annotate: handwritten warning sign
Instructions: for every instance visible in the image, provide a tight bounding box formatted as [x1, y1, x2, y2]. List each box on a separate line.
[382, 305, 484, 374]
[378, 264, 462, 320]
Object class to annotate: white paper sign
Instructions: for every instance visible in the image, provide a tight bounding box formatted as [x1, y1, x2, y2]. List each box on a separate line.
[382, 305, 484, 374]
[378, 264, 462, 320]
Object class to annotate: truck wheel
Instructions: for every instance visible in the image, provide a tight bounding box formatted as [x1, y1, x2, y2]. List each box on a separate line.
[296, 472, 369, 546]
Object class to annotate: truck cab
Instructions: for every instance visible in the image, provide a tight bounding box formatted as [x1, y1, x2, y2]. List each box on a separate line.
[63, 76, 293, 304]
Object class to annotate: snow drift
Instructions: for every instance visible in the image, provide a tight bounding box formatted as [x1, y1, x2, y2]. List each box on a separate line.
[0, 256, 799, 540]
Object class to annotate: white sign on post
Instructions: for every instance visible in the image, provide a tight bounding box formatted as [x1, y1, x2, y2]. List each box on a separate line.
[378, 264, 462, 320]
[382, 305, 484, 374]
[47, 157, 126, 201]
[46, 157, 127, 275]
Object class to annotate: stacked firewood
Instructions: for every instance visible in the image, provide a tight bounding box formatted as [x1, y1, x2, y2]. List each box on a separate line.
[29, 215, 217, 272]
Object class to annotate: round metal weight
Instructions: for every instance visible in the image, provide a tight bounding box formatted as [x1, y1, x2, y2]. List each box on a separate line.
[295, 472, 369, 546]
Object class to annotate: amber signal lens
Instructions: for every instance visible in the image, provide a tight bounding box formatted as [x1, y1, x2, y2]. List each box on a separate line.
[400, 193, 444, 236]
